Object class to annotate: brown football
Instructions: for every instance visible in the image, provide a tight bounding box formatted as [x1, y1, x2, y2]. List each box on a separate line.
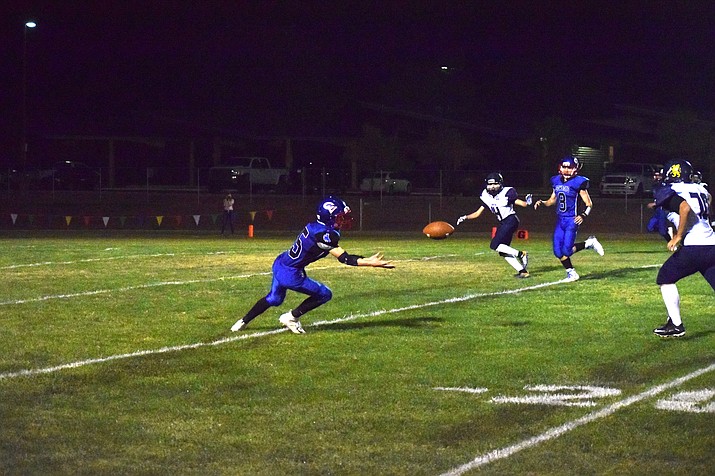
[422, 221, 455, 240]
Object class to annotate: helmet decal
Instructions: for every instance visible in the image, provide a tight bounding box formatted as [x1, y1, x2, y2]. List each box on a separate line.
[664, 159, 694, 183]
[322, 202, 338, 216]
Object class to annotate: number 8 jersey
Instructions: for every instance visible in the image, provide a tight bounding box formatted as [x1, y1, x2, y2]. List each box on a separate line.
[549, 174, 590, 217]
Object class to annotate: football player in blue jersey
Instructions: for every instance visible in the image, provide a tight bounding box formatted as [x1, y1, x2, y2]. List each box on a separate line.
[230, 196, 394, 334]
[534, 156, 604, 282]
[652, 159, 715, 337]
[646, 168, 674, 242]
[456, 172, 532, 278]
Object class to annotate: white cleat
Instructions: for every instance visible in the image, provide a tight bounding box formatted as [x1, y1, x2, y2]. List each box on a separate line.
[230, 319, 247, 332]
[585, 235, 604, 256]
[279, 311, 306, 334]
[563, 269, 580, 282]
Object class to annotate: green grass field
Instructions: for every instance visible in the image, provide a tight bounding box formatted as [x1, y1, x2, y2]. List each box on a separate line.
[1, 231, 713, 475]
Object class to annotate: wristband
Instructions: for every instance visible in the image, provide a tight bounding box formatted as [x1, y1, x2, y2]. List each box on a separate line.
[338, 251, 363, 266]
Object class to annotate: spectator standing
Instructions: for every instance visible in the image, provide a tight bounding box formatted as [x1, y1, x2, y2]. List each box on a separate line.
[221, 193, 235, 234]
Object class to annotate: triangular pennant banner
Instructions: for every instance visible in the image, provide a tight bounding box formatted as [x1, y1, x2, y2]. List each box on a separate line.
[28, 215, 35, 225]
[65, 216, 72, 226]
[175, 215, 182, 226]
[83, 216, 91, 226]
[103, 217, 110, 227]
[266, 210, 274, 220]
[211, 214, 218, 224]
[120, 216, 127, 227]
[11, 214, 18, 224]
[249, 211, 257, 222]
[193, 215, 201, 226]
[156, 216, 163, 226]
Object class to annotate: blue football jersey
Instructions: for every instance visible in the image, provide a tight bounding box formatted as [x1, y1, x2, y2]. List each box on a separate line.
[277, 221, 341, 269]
[549, 175, 590, 217]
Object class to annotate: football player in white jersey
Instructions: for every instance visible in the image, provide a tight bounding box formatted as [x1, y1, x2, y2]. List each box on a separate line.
[653, 160, 715, 337]
[456, 173, 532, 278]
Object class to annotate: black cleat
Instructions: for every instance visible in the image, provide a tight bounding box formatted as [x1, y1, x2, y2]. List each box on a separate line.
[514, 270, 530, 279]
[653, 318, 685, 338]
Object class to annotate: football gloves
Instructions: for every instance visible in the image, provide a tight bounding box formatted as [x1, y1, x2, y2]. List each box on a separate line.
[525, 194, 533, 206]
[456, 215, 467, 226]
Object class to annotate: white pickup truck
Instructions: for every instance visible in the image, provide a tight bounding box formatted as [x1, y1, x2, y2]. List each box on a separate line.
[208, 157, 289, 193]
[598, 163, 662, 197]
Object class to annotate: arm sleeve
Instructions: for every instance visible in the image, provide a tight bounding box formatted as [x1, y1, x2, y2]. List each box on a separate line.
[662, 194, 685, 214]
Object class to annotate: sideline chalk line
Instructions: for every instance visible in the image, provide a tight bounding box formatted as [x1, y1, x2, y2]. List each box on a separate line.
[0, 254, 464, 306]
[0, 250, 252, 270]
[0, 278, 561, 381]
[440, 361, 715, 475]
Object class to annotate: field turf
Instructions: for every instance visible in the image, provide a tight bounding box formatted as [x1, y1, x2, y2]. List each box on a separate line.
[1, 231, 713, 475]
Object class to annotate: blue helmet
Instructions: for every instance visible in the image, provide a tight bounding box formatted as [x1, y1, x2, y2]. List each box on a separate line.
[663, 159, 694, 183]
[559, 156, 581, 179]
[316, 195, 353, 230]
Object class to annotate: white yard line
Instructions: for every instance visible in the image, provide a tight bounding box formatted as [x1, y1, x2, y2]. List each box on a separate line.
[0, 278, 562, 380]
[0, 254, 466, 306]
[439, 362, 715, 476]
[0, 250, 249, 270]
[0, 261, 663, 377]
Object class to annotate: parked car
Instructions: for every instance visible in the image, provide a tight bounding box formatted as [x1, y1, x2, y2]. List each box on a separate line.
[598, 163, 662, 197]
[36, 161, 101, 190]
[360, 171, 412, 195]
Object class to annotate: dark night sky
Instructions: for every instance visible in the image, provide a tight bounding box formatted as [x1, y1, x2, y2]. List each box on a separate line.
[3, 1, 715, 161]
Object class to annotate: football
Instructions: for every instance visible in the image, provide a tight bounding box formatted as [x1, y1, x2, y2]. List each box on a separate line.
[422, 221, 455, 240]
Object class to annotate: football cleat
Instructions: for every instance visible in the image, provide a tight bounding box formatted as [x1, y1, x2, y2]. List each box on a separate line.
[585, 236, 605, 256]
[279, 311, 306, 334]
[563, 269, 580, 282]
[515, 270, 530, 279]
[230, 319, 247, 332]
[653, 318, 685, 338]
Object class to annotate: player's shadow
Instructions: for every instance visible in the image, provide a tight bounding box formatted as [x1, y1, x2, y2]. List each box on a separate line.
[672, 329, 715, 340]
[580, 266, 660, 280]
[609, 248, 670, 254]
[324, 316, 442, 331]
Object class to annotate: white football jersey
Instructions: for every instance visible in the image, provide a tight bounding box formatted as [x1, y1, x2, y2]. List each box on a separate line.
[480, 186, 518, 222]
[669, 182, 715, 246]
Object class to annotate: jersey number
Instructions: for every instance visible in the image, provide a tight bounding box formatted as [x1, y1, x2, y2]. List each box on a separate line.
[557, 192, 568, 212]
[490, 205, 503, 221]
[690, 192, 710, 220]
[288, 227, 309, 259]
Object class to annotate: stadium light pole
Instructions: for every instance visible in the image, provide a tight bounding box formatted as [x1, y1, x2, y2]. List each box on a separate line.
[22, 20, 37, 170]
